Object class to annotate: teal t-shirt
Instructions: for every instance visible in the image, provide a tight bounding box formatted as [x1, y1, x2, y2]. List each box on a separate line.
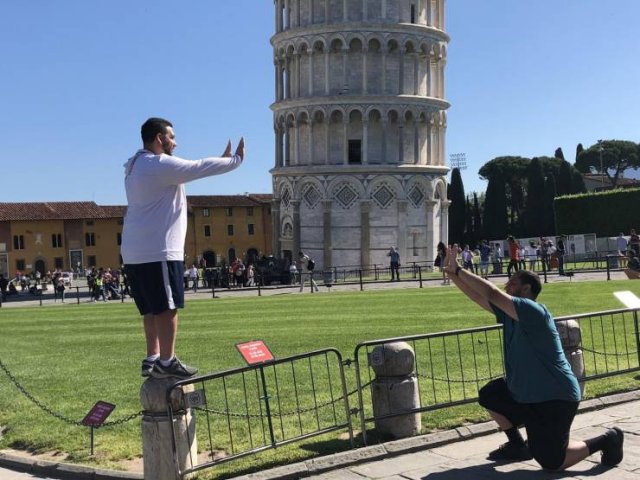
[491, 297, 581, 404]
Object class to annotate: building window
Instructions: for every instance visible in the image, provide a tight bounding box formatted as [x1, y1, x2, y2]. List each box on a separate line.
[227, 225, 234, 236]
[16, 259, 25, 271]
[54, 257, 64, 269]
[86, 220, 94, 226]
[246, 207, 254, 216]
[13, 235, 25, 250]
[225, 207, 233, 217]
[203, 208, 210, 217]
[52, 233, 63, 248]
[85, 232, 96, 247]
[204, 225, 211, 237]
[348, 140, 362, 164]
[117, 232, 122, 246]
[410, 4, 416, 23]
[248, 224, 255, 235]
[88, 255, 96, 267]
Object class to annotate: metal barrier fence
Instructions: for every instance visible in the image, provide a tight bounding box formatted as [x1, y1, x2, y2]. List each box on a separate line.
[166, 348, 354, 478]
[354, 307, 640, 445]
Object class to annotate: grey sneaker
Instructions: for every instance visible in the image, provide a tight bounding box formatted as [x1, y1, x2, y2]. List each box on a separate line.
[151, 358, 198, 379]
[601, 427, 624, 466]
[141, 358, 155, 377]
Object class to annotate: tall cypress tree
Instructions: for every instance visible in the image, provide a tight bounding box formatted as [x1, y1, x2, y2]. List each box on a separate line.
[543, 173, 557, 235]
[524, 158, 545, 236]
[571, 170, 587, 193]
[447, 168, 466, 244]
[554, 147, 565, 160]
[482, 174, 508, 240]
[557, 160, 573, 196]
[473, 192, 483, 241]
[464, 196, 474, 246]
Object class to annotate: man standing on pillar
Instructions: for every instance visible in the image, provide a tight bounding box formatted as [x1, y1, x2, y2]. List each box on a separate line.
[122, 117, 244, 378]
[442, 245, 624, 470]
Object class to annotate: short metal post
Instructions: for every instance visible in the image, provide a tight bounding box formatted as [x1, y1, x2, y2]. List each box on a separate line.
[211, 282, 216, 299]
[259, 366, 276, 447]
[418, 266, 423, 288]
[39, 290, 43, 306]
[76, 286, 81, 304]
[606, 255, 611, 281]
[374, 264, 378, 281]
[542, 256, 548, 283]
[359, 269, 363, 291]
[258, 277, 262, 296]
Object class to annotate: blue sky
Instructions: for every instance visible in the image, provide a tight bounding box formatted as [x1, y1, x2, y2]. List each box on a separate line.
[2, 1, 639, 204]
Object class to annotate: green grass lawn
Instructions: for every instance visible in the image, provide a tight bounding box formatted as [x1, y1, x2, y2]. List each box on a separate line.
[0, 280, 639, 478]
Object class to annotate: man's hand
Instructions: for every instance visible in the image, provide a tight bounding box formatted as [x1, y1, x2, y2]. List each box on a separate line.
[221, 140, 232, 157]
[444, 244, 461, 274]
[235, 137, 245, 160]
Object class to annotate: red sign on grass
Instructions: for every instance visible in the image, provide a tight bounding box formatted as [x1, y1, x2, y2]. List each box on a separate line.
[82, 401, 115, 427]
[236, 340, 275, 365]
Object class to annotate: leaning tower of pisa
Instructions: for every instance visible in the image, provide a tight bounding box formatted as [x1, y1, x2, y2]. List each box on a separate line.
[270, 0, 450, 270]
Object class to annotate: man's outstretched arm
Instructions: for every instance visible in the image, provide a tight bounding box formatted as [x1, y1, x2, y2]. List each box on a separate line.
[444, 245, 518, 319]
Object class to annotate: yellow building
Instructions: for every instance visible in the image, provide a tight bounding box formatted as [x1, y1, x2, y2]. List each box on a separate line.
[0, 195, 273, 278]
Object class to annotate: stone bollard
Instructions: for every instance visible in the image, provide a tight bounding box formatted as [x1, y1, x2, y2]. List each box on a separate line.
[369, 342, 421, 438]
[140, 378, 198, 480]
[556, 319, 586, 396]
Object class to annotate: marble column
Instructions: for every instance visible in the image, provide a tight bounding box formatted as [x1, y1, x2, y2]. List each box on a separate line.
[360, 200, 371, 268]
[323, 200, 333, 269]
[397, 201, 408, 262]
[425, 200, 437, 262]
[271, 201, 281, 257]
[440, 199, 450, 245]
[292, 200, 301, 259]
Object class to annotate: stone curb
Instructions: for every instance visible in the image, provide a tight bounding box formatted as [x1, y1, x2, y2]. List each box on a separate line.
[229, 389, 640, 480]
[2, 389, 639, 480]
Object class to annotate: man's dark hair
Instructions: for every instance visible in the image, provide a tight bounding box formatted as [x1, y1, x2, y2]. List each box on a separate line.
[141, 117, 173, 145]
[514, 270, 542, 299]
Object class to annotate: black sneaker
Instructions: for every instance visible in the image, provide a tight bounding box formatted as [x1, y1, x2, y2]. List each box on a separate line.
[141, 358, 155, 377]
[488, 442, 533, 461]
[601, 427, 624, 466]
[151, 358, 198, 379]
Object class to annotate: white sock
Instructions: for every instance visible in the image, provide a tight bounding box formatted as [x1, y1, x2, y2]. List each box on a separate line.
[145, 354, 159, 363]
[159, 356, 175, 367]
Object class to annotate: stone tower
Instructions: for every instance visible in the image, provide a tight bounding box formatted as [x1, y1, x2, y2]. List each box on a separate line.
[270, 0, 450, 270]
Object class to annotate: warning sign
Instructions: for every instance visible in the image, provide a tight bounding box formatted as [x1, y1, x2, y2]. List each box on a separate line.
[236, 340, 275, 365]
[82, 401, 115, 427]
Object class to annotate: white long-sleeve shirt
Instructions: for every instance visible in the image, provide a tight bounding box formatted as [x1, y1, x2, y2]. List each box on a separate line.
[121, 150, 242, 264]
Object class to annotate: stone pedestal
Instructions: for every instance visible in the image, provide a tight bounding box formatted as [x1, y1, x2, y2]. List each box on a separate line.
[369, 342, 421, 438]
[140, 378, 197, 480]
[557, 319, 586, 396]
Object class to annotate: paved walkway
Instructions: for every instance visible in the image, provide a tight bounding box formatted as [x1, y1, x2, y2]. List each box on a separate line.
[233, 393, 640, 480]
[4, 392, 638, 479]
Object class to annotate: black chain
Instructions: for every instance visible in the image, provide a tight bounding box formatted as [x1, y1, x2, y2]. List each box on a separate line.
[416, 372, 502, 384]
[194, 380, 372, 419]
[0, 359, 142, 428]
[581, 347, 639, 357]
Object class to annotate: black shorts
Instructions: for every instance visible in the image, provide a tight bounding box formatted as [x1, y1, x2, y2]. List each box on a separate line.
[125, 261, 185, 315]
[479, 378, 578, 470]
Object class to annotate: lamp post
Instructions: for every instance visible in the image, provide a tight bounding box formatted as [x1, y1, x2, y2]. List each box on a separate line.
[598, 140, 604, 187]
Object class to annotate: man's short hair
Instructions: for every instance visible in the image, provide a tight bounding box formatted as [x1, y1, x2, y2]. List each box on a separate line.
[141, 117, 173, 145]
[514, 270, 542, 299]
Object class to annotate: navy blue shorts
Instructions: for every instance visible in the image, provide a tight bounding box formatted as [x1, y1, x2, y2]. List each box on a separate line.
[125, 261, 185, 315]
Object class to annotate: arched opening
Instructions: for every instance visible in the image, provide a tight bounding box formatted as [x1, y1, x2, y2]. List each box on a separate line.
[202, 250, 216, 267]
[247, 248, 259, 265]
[228, 248, 236, 264]
[34, 259, 46, 277]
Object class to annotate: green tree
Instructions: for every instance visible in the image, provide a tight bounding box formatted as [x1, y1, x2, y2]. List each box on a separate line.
[557, 160, 573, 196]
[575, 143, 584, 161]
[524, 158, 545, 236]
[464, 196, 474, 246]
[575, 140, 639, 187]
[447, 168, 466, 244]
[543, 173, 557, 235]
[473, 192, 483, 242]
[554, 147, 565, 160]
[479, 156, 529, 230]
[482, 174, 508, 240]
[571, 170, 587, 194]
